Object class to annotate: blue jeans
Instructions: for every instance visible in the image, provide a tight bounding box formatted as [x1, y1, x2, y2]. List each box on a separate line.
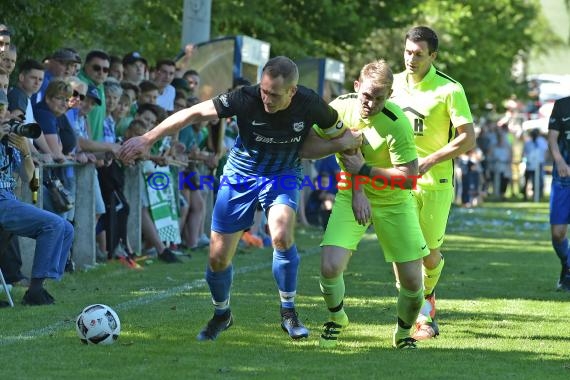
[0, 189, 74, 280]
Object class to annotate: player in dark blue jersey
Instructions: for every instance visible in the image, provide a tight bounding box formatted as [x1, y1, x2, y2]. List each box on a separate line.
[547, 96, 570, 291]
[119, 56, 362, 341]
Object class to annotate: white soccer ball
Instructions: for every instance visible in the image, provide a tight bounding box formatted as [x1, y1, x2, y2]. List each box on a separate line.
[76, 304, 121, 345]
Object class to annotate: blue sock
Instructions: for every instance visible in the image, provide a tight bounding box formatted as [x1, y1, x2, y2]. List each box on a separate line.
[205, 265, 233, 316]
[552, 238, 569, 267]
[272, 244, 300, 309]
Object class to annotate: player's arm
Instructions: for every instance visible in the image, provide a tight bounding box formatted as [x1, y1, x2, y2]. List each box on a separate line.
[418, 122, 475, 175]
[340, 150, 419, 189]
[299, 127, 362, 159]
[547, 99, 570, 177]
[119, 100, 219, 162]
[548, 129, 570, 177]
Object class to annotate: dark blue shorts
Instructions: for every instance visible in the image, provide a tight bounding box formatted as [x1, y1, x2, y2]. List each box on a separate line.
[550, 181, 570, 225]
[211, 174, 300, 233]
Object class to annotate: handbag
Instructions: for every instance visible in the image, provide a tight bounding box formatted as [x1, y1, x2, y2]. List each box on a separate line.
[44, 173, 74, 213]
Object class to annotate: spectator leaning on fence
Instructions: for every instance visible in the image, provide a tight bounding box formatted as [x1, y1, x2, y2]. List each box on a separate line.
[0, 89, 74, 306]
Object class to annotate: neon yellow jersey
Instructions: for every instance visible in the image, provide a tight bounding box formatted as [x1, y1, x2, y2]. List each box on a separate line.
[318, 93, 417, 205]
[391, 65, 473, 189]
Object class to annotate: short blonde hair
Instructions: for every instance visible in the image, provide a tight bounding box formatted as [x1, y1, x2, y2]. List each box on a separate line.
[359, 59, 393, 89]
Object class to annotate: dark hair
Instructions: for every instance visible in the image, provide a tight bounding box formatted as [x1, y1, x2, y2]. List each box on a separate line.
[85, 50, 110, 64]
[155, 59, 176, 70]
[110, 55, 123, 66]
[233, 77, 251, 88]
[0, 23, 11, 36]
[120, 81, 140, 97]
[18, 59, 44, 75]
[138, 80, 159, 93]
[262, 56, 298, 85]
[183, 69, 199, 78]
[174, 90, 187, 102]
[405, 26, 439, 54]
[137, 102, 167, 123]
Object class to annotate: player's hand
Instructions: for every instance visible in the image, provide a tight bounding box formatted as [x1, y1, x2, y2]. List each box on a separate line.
[337, 128, 362, 153]
[118, 135, 152, 165]
[340, 150, 365, 174]
[352, 189, 371, 226]
[555, 159, 570, 177]
[418, 156, 434, 175]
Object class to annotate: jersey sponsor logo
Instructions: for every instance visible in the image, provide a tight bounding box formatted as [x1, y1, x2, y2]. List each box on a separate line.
[402, 107, 425, 136]
[562, 117, 570, 122]
[253, 132, 302, 144]
[292, 121, 304, 132]
[219, 93, 229, 107]
[252, 120, 267, 126]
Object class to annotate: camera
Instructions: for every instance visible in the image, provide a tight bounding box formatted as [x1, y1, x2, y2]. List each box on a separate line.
[2, 119, 42, 141]
[7, 119, 42, 139]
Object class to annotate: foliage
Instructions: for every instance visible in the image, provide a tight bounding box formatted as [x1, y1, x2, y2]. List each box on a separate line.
[0, 0, 561, 114]
[1, 0, 183, 66]
[210, 0, 422, 60]
[343, 0, 561, 114]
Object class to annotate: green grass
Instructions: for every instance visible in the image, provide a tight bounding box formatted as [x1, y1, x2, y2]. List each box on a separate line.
[1, 202, 569, 380]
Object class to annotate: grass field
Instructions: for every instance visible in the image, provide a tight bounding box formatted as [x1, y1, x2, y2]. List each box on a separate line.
[1, 202, 569, 380]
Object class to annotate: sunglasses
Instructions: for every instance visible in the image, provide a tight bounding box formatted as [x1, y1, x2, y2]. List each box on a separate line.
[91, 64, 110, 74]
[72, 90, 86, 101]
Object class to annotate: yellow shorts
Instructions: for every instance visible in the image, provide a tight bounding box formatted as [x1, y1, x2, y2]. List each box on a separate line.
[321, 191, 429, 263]
[412, 187, 454, 249]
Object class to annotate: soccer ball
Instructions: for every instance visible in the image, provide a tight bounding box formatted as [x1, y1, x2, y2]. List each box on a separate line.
[76, 304, 121, 345]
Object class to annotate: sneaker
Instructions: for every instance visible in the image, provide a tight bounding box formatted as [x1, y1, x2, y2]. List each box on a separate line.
[241, 231, 263, 248]
[393, 336, 418, 349]
[412, 317, 440, 341]
[319, 321, 344, 348]
[95, 247, 108, 263]
[65, 258, 76, 273]
[197, 233, 210, 248]
[118, 255, 144, 270]
[12, 277, 30, 288]
[22, 288, 55, 306]
[280, 307, 309, 339]
[558, 274, 570, 292]
[196, 311, 233, 341]
[158, 248, 182, 263]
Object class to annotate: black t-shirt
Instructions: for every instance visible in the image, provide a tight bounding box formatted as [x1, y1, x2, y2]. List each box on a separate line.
[212, 84, 341, 176]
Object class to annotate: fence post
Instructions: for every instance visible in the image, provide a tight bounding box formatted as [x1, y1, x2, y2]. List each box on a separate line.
[72, 164, 95, 269]
[124, 164, 142, 254]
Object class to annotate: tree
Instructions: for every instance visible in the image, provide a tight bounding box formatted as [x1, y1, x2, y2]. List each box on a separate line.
[341, 0, 560, 114]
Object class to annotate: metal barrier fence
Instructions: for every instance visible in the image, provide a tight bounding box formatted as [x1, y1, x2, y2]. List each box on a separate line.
[17, 161, 142, 275]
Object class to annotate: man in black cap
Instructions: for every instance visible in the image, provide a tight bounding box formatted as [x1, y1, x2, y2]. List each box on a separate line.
[123, 52, 147, 85]
[32, 48, 82, 104]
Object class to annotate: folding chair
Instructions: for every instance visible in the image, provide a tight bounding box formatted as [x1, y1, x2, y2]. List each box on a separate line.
[0, 227, 15, 307]
[0, 266, 14, 307]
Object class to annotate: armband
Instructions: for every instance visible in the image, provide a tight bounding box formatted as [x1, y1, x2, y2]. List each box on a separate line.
[358, 163, 373, 177]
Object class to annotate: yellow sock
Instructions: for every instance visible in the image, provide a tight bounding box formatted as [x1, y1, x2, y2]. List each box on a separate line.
[319, 274, 349, 326]
[395, 286, 424, 342]
[424, 256, 444, 296]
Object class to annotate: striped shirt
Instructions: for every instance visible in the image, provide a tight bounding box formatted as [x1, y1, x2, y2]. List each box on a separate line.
[212, 84, 343, 177]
